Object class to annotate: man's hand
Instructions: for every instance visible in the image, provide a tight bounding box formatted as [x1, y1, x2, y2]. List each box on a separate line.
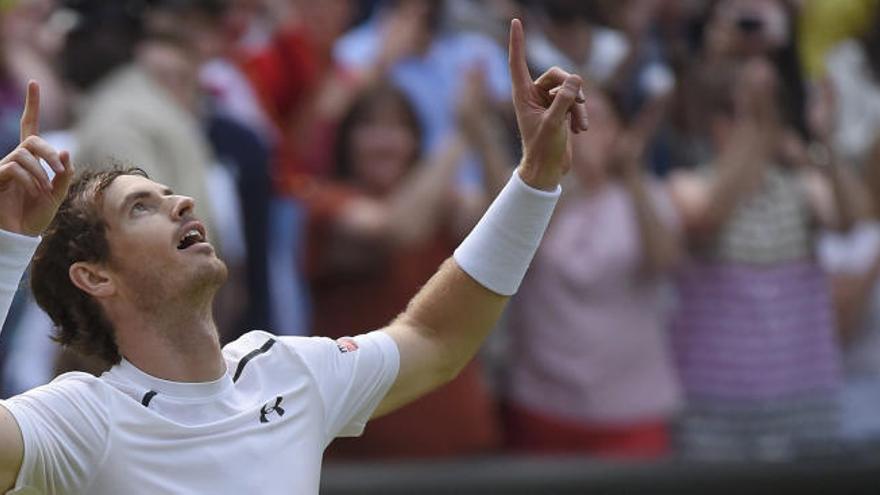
[508, 19, 588, 191]
[0, 81, 74, 237]
[374, 19, 583, 421]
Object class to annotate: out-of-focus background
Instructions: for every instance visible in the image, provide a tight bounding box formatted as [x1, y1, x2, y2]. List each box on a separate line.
[2, 0, 880, 492]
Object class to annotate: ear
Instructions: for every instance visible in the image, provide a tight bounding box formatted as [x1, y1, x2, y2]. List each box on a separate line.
[69, 261, 116, 299]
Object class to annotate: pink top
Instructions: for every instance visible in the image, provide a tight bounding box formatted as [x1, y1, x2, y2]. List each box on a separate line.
[506, 182, 682, 425]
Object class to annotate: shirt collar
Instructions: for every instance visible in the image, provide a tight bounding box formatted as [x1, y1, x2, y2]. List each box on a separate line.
[112, 358, 232, 400]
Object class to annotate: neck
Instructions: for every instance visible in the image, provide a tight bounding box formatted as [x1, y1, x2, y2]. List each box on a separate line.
[111, 296, 225, 383]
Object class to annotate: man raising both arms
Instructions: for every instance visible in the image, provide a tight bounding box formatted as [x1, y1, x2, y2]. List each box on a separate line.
[0, 20, 587, 494]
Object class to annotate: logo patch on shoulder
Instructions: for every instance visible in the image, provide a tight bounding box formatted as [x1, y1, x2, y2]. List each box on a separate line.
[336, 338, 359, 353]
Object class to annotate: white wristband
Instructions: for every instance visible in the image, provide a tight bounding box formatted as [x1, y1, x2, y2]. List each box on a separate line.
[453, 171, 560, 296]
[0, 229, 40, 332]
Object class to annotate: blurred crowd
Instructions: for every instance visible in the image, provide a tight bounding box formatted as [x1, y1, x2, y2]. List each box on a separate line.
[1, 0, 880, 464]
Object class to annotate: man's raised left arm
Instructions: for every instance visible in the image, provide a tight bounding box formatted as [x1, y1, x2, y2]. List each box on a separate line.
[375, 19, 588, 416]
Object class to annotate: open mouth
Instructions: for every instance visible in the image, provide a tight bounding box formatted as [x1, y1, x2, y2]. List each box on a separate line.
[177, 224, 207, 250]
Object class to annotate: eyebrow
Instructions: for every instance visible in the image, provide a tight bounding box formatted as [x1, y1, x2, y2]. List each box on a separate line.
[119, 187, 175, 213]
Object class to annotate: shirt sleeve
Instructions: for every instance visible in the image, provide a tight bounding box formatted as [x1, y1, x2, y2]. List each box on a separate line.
[818, 222, 880, 273]
[0, 374, 111, 494]
[283, 331, 400, 443]
[0, 230, 40, 330]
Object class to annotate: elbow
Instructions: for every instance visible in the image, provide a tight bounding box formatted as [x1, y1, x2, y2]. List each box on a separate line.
[641, 238, 683, 277]
[435, 354, 468, 385]
[424, 330, 471, 386]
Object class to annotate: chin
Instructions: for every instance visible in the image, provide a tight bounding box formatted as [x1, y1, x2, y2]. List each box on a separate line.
[179, 254, 228, 296]
[199, 256, 229, 289]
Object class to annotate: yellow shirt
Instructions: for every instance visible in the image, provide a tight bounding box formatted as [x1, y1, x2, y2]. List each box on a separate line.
[798, 0, 879, 79]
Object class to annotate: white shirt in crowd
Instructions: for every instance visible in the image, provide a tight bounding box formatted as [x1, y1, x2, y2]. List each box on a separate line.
[818, 221, 880, 377]
[0, 230, 400, 495]
[818, 221, 880, 440]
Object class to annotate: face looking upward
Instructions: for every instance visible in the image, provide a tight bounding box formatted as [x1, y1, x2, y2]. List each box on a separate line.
[74, 175, 228, 315]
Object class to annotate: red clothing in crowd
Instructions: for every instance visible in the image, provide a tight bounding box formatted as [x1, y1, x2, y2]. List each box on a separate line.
[306, 185, 501, 459]
[238, 26, 353, 193]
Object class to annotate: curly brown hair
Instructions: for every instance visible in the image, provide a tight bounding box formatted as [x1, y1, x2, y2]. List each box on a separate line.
[29, 166, 148, 365]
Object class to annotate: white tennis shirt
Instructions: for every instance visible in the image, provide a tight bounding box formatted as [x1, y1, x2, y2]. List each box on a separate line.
[0, 230, 400, 494]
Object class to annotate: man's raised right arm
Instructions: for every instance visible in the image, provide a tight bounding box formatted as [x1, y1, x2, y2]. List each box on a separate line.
[0, 81, 74, 492]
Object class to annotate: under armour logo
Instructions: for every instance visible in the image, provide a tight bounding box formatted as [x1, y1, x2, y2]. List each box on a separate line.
[260, 396, 285, 423]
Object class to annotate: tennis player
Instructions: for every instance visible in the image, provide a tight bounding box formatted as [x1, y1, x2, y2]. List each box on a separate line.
[0, 20, 587, 494]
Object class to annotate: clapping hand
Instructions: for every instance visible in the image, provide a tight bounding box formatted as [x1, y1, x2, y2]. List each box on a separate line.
[508, 19, 588, 191]
[0, 81, 74, 237]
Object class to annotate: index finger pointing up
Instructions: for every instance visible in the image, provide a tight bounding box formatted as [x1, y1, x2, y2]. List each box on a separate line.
[20, 80, 40, 142]
[508, 19, 532, 102]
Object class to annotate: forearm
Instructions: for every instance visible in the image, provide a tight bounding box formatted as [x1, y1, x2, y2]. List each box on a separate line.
[386, 136, 467, 245]
[400, 259, 506, 364]
[470, 118, 515, 199]
[378, 167, 559, 415]
[624, 173, 679, 275]
[450, 118, 515, 237]
[826, 159, 864, 231]
[0, 229, 39, 329]
[832, 253, 880, 342]
[379, 259, 506, 415]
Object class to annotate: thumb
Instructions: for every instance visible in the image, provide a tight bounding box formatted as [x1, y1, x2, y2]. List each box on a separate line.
[50, 150, 74, 200]
[545, 75, 583, 128]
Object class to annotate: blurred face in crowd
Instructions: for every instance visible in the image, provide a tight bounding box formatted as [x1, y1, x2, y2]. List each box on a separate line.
[571, 91, 621, 186]
[707, 0, 789, 58]
[292, 0, 355, 51]
[700, 57, 781, 152]
[386, 0, 445, 42]
[80, 175, 228, 314]
[223, 0, 261, 42]
[347, 93, 420, 196]
[2, 0, 64, 55]
[541, 0, 601, 25]
[138, 39, 200, 112]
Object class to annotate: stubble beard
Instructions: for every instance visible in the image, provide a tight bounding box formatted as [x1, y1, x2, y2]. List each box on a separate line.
[128, 255, 229, 317]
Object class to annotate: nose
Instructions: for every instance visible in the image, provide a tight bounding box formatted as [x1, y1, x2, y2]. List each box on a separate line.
[171, 195, 195, 220]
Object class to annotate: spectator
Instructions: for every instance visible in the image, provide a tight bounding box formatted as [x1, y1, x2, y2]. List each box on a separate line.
[335, 0, 512, 186]
[238, 0, 359, 192]
[230, 0, 363, 335]
[167, 0, 277, 336]
[823, 6, 880, 168]
[798, 0, 877, 80]
[446, 0, 525, 47]
[667, 58, 857, 461]
[69, 2, 253, 350]
[523, 0, 676, 175]
[524, 0, 674, 112]
[309, 79, 509, 458]
[1, 0, 68, 132]
[503, 89, 682, 459]
[818, 138, 880, 447]
[668, 0, 818, 179]
[0, 0, 80, 391]
[72, 23, 217, 241]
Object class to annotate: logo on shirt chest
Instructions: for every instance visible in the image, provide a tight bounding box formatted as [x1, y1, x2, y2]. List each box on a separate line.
[260, 396, 286, 423]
